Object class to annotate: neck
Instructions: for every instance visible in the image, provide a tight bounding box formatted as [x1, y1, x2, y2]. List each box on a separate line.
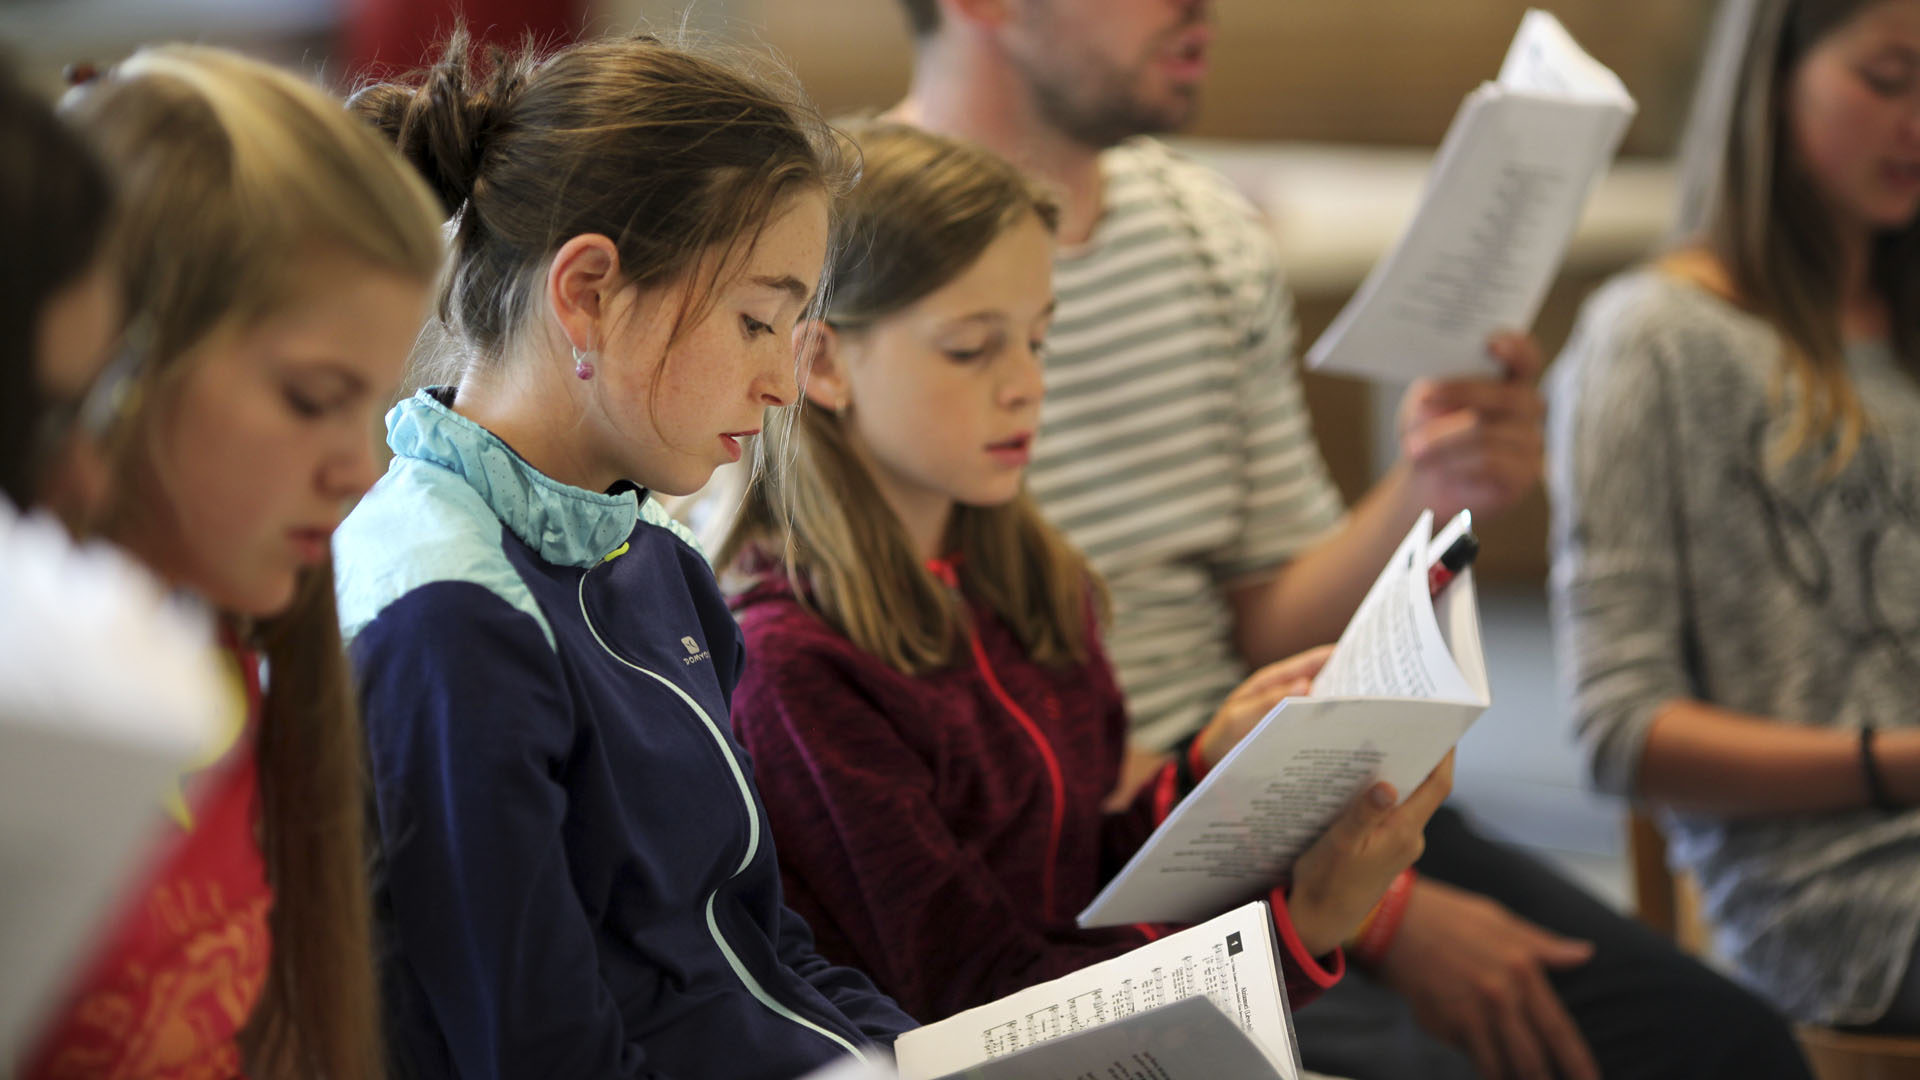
[451, 354, 619, 494]
[892, 40, 1107, 246]
[848, 439, 953, 562]
[1836, 221, 1887, 343]
[884, 476, 954, 563]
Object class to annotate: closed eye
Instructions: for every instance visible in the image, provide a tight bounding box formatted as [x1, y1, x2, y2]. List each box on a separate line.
[944, 331, 1003, 364]
[284, 388, 327, 419]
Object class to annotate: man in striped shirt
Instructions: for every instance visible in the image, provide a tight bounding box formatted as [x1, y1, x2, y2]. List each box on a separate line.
[889, 2, 1810, 1079]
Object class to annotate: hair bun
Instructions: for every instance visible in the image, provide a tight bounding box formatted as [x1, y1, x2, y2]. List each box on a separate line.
[349, 27, 528, 217]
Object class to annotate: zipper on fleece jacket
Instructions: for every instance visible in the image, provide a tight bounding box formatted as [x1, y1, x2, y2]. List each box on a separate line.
[576, 572, 867, 1063]
[929, 558, 1068, 924]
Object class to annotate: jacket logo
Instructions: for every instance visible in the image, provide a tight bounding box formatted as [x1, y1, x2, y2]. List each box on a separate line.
[680, 635, 711, 666]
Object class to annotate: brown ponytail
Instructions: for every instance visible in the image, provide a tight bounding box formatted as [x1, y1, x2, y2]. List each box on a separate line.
[353, 27, 855, 383]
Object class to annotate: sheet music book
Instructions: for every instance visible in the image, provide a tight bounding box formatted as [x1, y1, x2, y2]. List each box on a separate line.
[895, 901, 1302, 1080]
[1306, 10, 1637, 380]
[1079, 511, 1487, 928]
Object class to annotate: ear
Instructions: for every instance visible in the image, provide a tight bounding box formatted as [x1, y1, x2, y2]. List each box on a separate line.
[794, 319, 851, 412]
[545, 233, 622, 353]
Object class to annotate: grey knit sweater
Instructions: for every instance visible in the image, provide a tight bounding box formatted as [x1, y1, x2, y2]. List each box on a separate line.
[1546, 269, 1920, 1025]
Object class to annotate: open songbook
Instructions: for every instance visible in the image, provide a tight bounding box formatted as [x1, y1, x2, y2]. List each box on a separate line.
[1306, 9, 1637, 380]
[1078, 510, 1487, 929]
[894, 900, 1303, 1080]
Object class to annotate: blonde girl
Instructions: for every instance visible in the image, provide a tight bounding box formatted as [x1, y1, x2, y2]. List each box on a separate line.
[721, 122, 1451, 1024]
[26, 46, 443, 1079]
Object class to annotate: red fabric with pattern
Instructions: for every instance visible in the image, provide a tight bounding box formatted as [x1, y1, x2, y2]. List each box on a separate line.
[23, 637, 271, 1080]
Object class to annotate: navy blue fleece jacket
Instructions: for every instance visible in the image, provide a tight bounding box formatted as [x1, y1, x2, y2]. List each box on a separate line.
[334, 389, 913, 1080]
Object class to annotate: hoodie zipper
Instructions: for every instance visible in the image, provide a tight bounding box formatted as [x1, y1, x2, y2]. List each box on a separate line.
[931, 559, 1068, 923]
[576, 574, 867, 1063]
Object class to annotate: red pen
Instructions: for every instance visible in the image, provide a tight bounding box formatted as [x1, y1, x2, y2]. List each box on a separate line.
[1428, 532, 1480, 598]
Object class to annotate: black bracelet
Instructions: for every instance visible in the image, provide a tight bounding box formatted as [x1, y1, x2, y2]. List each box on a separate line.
[1171, 731, 1202, 798]
[1861, 725, 1901, 812]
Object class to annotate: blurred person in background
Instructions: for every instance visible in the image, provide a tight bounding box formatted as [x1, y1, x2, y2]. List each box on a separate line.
[23, 45, 443, 1079]
[1550, 0, 1920, 1035]
[0, 61, 119, 521]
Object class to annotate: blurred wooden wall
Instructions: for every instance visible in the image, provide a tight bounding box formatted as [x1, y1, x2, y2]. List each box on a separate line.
[610, 0, 1713, 154]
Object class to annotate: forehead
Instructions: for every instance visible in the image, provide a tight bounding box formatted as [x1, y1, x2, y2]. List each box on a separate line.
[904, 215, 1057, 322]
[739, 190, 830, 285]
[231, 255, 429, 366]
[1827, 0, 1920, 49]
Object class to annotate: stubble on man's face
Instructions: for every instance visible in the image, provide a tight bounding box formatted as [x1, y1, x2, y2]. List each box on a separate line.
[1004, 0, 1208, 150]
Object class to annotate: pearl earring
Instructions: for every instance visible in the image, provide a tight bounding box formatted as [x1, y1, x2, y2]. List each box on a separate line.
[572, 344, 595, 381]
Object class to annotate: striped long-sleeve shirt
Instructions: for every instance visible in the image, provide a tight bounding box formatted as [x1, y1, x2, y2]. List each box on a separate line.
[1031, 138, 1346, 750]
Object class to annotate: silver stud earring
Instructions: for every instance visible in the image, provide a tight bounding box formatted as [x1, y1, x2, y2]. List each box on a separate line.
[572, 344, 595, 381]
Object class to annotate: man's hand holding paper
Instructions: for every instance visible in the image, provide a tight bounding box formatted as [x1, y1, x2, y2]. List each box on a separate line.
[1396, 329, 1546, 522]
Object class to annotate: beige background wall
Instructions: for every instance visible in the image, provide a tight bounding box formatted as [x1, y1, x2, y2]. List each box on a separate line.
[613, 0, 1713, 152]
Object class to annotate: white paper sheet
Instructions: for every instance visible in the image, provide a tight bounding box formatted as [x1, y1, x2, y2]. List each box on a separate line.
[1078, 512, 1488, 929]
[914, 996, 1282, 1080]
[896, 902, 1298, 1080]
[1305, 10, 1636, 381]
[1311, 512, 1479, 701]
[0, 505, 222, 1064]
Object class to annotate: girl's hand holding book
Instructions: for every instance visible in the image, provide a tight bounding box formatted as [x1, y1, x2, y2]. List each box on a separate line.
[1285, 750, 1456, 957]
[1194, 645, 1336, 770]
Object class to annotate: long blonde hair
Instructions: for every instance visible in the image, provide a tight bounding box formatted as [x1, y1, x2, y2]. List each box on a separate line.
[65, 45, 445, 1079]
[718, 123, 1101, 675]
[1674, 0, 1920, 469]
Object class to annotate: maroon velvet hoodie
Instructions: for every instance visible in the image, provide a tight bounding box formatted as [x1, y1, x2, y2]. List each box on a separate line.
[729, 562, 1342, 1024]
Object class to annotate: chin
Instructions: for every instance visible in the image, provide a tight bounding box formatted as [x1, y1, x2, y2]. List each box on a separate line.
[963, 483, 1027, 509]
[648, 467, 715, 500]
[214, 572, 302, 621]
[1874, 201, 1920, 231]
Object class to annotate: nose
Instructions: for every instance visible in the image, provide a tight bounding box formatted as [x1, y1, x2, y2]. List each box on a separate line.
[760, 344, 800, 409]
[324, 427, 384, 501]
[999, 341, 1047, 411]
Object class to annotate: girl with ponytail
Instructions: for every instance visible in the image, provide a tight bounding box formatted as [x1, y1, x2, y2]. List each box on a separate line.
[335, 31, 915, 1079]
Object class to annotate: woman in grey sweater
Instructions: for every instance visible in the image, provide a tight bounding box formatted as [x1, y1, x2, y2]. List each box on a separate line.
[1548, 0, 1920, 1031]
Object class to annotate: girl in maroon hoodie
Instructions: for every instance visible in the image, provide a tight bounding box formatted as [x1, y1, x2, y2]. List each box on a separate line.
[718, 122, 1452, 1025]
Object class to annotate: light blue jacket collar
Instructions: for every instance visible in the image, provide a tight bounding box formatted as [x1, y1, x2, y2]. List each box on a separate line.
[385, 389, 639, 569]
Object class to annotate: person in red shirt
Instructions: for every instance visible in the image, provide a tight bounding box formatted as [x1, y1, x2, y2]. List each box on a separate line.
[718, 122, 1452, 1025]
[21, 47, 444, 1079]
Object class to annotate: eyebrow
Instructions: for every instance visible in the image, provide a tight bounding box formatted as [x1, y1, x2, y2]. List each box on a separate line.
[944, 299, 1058, 330]
[280, 358, 369, 395]
[752, 274, 815, 304]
